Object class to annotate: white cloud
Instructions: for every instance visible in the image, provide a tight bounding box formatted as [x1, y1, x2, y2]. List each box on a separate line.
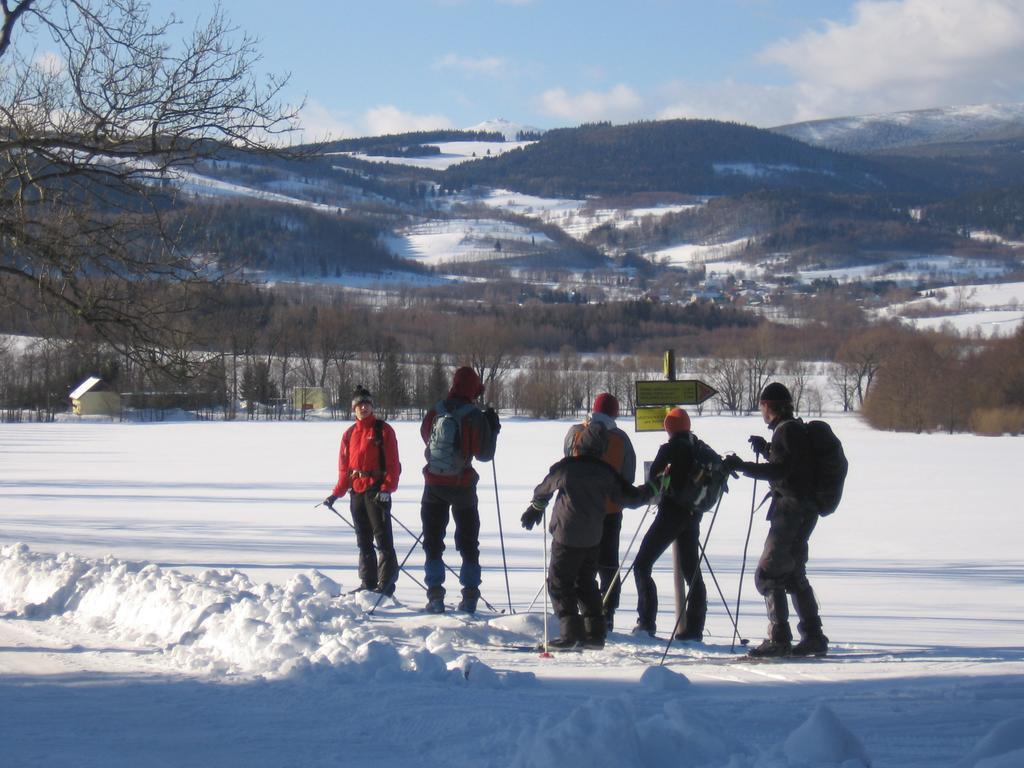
[434, 53, 507, 75]
[364, 105, 454, 136]
[657, 80, 799, 128]
[761, 0, 1024, 121]
[32, 51, 65, 76]
[294, 100, 357, 143]
[538, 84, 644, 123]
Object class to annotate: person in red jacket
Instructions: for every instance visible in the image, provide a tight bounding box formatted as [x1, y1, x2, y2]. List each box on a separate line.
[419, 366, 499, 614]
[325, 385, 402, 595]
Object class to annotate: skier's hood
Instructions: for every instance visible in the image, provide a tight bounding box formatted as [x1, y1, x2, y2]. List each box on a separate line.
[449, 366, 484, 400]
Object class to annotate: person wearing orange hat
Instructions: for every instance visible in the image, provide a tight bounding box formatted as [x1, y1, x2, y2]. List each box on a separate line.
[631, 406, 712, 640]
[562, 392, 636, 632]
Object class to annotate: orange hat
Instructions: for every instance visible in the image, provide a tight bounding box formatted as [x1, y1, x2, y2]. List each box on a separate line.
[663, 407, 691, 434]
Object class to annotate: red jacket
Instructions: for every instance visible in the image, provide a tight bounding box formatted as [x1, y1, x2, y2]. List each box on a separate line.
[332, 415, 401, 496]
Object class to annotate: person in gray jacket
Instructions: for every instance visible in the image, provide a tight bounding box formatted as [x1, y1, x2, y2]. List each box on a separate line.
[522, 421, 656, 650]
[562, 393, 637, 632]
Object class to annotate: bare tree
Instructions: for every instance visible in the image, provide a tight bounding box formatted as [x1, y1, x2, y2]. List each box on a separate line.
[0, 0, 298, 366]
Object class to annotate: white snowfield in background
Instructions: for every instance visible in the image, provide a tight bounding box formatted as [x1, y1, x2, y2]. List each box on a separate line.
[1, 416, 1023, 767]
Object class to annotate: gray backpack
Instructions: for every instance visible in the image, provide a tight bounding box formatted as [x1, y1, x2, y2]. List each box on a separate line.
[426, 401, 475, 475]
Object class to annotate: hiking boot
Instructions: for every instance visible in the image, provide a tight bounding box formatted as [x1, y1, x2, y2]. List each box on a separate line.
[674, 629, 703, 643]
[792, 634, 829, 657]
[583, 616, 606, 650]
[545, 638, 582, 651]
[748, 638, 792, 658]
[375, 581, 396, 597]
[457, 590, 479, 614]
[547, 615, 584, 650]
[631, 621, 656, 638]
[424, 597, 446, 614]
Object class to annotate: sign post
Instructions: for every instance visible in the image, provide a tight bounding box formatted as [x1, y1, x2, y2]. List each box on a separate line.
[633, 379, 717, 433]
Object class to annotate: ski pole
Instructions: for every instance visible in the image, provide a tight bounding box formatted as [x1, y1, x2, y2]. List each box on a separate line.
[660, 492, 729, 665]
[388, 508, 502, 614]
[732, 456, 759, 652]
[526, 580, 545, 613]
[492, 458, 515, 614]
[368, 531, 424, 616]
[315, 501, 428, 595]
[540, 508, 552, 657]
[602, 497, 655, 609]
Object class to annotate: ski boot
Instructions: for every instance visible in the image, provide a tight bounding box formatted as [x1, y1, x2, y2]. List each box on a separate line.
[457, 587, 479, 615]
[792, 634, 829, 657]
[424, 585, 445, 614]
[631, 620, 656, 638]
[748, 638, 792, 658]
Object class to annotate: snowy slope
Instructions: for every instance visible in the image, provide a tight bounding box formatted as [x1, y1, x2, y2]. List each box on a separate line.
[772, 102, 1024, 153]
[1, 416, 1023, 767]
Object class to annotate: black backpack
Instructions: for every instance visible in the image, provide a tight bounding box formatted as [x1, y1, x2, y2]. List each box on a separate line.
[803, 420, 848, 516]
[668, 435, 729, 514]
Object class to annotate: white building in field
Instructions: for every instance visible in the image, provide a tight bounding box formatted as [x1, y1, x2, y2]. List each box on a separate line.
[69, 376, 121, 417]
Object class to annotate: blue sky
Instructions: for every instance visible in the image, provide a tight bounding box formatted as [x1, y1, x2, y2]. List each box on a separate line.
[129, 1, 1024, 138]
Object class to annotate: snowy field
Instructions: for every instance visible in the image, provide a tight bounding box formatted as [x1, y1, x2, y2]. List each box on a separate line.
[1, 415, 1023, 767]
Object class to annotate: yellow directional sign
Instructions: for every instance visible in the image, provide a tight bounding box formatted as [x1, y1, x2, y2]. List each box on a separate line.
[634, 406, 672, 432]
[635, 379, 717, 407]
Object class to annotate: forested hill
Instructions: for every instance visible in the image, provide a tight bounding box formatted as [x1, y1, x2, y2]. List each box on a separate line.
[441, 119, 931, 199]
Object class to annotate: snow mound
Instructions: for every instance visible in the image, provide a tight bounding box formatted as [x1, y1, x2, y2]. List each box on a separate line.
[782, 704, 871, 767]
[511, 697, 647, 768]
[512, 696, 751, 767]
[639, 664, 691, 690]
[0, 544, 531, 684]
[641, 701, 749, 765]
[956, 716, 1024, 768]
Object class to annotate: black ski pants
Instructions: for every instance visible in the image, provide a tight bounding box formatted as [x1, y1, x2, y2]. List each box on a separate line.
[594, 511, 623, 617]
[350, 490, 398, 592]
[754, 498, 823, 642]
[420, 484, 481, 597]
[632, 504, 706, 634]
[548, 540, 602, 623]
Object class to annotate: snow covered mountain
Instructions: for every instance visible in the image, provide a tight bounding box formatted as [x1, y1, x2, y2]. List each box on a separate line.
[466, 117, 543, 141]
[772, 102, 1024, 154]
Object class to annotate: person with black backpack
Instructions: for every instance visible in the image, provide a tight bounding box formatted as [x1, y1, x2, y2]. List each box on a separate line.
[723, 382, 831, 658]
[632, 407, 723, 641]
[324, 385, 402, 595]
[419, 366, 500, 614]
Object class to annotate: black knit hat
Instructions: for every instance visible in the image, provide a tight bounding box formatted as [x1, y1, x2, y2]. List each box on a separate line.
[759, 382, 792, 405]
[351, 385, 373, 407]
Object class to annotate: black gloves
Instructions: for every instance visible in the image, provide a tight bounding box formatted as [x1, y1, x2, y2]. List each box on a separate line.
[324, 494, 339, 509]
[485, 406, 501, 434]
[722, 454, 744, 475]
[521, 505, 543, 530]
[748, 435, 769, 459]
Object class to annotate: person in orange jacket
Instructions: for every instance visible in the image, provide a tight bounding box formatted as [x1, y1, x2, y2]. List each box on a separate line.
[325, 385, 402, 595]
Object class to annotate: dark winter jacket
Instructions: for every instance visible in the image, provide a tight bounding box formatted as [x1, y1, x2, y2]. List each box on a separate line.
[563, 412, 637, 516]
[531, 455, 651, 548]
[333, 415, 401, 497]
[648, 432, 700, 514]
[735, 416, 813, 512]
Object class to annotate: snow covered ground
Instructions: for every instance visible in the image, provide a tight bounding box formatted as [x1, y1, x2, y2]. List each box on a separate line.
[876, 280, 1024, 338]
[1, 415, 1022, 767]
[333, 140, 535, 171]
